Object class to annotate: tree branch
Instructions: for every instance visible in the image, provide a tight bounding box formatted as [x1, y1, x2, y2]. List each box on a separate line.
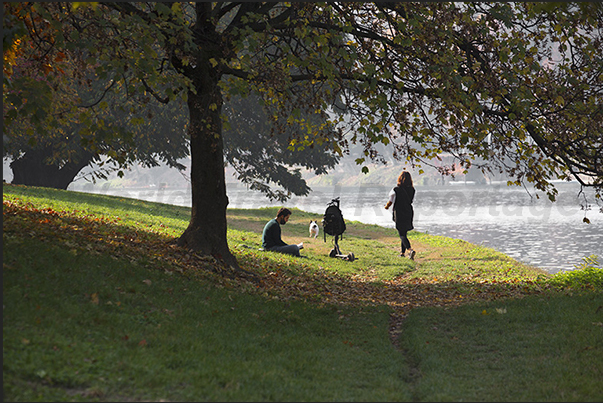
[78, 79, 116, 108]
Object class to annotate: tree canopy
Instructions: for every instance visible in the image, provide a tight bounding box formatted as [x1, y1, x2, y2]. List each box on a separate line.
[3, 2, 190, 187]
[3, 3, 341, 195]
[4, 2, 602, 268]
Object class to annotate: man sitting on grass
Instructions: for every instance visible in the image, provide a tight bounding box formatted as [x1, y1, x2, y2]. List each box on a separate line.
[262, 207, 304, 257]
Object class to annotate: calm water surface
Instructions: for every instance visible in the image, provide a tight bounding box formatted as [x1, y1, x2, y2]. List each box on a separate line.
[77, 181, 602, 274]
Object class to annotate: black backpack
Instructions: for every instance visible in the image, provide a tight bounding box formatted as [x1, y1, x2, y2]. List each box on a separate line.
[322, 197, 346, 240]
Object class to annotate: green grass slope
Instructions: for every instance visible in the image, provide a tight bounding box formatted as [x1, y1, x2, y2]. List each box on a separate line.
[3, 184, 602, 402]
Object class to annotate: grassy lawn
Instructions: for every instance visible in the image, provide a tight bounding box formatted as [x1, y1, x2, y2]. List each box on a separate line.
[3, 183, 602, 402]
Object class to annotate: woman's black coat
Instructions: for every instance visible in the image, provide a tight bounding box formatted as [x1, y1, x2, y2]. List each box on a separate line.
[393, 186, 415, 232]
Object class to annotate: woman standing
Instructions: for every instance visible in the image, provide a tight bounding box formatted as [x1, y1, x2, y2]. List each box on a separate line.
[384, 171, 416, 259]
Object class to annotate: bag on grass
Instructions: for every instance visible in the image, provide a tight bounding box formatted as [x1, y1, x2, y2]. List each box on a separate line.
[322, 198, 346, 241]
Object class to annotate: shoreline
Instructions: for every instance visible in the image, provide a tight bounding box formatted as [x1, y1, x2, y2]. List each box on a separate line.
[65, 184, 602, 274]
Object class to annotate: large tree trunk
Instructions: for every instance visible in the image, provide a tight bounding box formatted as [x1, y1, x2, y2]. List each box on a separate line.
[10, 146, 94, 190]
[176, 75, 238, 269]
[174, 3, 239, 269]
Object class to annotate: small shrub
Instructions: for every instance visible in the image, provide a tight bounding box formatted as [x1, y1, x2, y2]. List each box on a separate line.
[548, 255, 603, 290]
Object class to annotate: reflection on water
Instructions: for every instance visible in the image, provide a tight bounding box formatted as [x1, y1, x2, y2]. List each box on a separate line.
[75, 181, 602, 274]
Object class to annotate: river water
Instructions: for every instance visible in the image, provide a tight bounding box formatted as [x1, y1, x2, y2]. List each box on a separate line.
[76, 181, 602, 274]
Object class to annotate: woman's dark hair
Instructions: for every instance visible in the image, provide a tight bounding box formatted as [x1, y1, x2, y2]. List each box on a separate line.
[397, 171, 413, 187]
[276, 207, 292, 218]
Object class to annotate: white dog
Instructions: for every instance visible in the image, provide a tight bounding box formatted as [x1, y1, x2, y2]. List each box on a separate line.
[309, 220, 319, 239]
